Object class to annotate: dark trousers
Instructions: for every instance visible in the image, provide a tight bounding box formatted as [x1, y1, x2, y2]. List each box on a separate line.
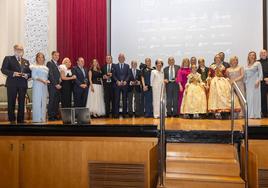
[166, 82, 179, 116]
[48, 86, 61, 119]
[103, 83, 114, 116]
[128, 89, 142, 116]
[143, 89, 153, 117]
[7, 86, 27, 122]
[73, 87, 88, 107]
[114, 86, 128, 115]
[261, 83, 268, 116]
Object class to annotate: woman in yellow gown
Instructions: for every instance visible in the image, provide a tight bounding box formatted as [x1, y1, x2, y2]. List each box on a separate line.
[207, 54, 240, 118]
[181, 65, 207, 118]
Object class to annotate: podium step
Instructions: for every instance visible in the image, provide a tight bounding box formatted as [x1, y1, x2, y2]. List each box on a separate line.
[159, 173, 245, 188]
[160, 143, 245, 188]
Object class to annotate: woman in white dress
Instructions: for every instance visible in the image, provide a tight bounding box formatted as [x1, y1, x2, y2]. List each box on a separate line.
[244, 51, 263, 119]
[86, 59, 105, 117]
[30, 52, 50, 123]
[151, 59, 164, 118]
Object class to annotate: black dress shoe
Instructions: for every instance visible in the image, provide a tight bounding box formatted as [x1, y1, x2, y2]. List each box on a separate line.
[48, 117, 56, 121]
[113, 115, 119, 119]
[17, 121, 26, 124]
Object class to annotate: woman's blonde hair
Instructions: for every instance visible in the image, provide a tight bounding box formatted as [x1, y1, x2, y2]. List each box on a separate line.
[181, 58, 190, 68]
[229, 56, 239, 65]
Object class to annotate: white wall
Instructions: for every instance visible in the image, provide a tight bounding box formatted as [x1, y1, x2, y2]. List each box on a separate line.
[0, 0, 26, 84]
[0, 0, 56, 85]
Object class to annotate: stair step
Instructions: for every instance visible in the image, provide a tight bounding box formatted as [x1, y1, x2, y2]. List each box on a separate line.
[161, 173, 245, 188]
[167, 143, 236, 159]
[166, 160, 240, 176]
[166, 156, 237, 164]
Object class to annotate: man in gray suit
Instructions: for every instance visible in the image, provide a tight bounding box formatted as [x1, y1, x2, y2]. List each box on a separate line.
[164, 57, 180, 117]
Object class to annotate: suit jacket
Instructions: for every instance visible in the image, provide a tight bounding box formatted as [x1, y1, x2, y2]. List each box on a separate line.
[128, 68, 142, 92]
[112, 63, 130, 86]
[164, 65, 180, 82]
[102, 63, 115, 86]
[72, 66, 89, 89]
[1, 55, 31, 88]
[47, 60, 61, 87]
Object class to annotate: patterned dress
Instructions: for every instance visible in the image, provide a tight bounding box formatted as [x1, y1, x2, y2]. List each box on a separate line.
[207, 63, 240, 112]
[181, 72, 207, 114]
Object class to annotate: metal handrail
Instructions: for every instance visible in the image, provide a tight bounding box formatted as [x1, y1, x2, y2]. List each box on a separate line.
[159, 83, 166, 187]
[230, 81, 248, 188]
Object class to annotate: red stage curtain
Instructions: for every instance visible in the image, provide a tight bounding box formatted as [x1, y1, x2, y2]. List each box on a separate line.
[57, 0, 107, 67]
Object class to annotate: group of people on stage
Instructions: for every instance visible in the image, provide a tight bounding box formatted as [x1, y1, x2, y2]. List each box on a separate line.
[1, 44, 268, 123]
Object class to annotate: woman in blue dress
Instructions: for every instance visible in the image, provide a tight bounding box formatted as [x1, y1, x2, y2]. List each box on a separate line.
[30, 52, 50, 123]
[244, 51, 263, 119]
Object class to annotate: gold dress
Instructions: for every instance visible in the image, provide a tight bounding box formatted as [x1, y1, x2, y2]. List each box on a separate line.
[181, 72, 207, 114]
[207, 64, 240, 112]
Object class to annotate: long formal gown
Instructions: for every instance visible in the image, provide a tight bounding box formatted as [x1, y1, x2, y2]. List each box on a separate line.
[176, 67, 191, 114]
[59, 64, 73, 108]
[86, 70, 105, 116]
[227, 65, 245, 95]
[150, 69, 164, 118]
[244, 61, 263, 118]
[181, 72, 207, 114]
[30, 64, 49, 123]
[208, 64, 240, 112]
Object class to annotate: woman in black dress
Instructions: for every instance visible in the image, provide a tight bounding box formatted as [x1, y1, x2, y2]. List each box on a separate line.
[86, 59, 105, 117]
[59, 58, 76, 108]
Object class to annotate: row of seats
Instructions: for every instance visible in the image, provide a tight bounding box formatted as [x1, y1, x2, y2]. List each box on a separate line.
[0, 85, 32, 119]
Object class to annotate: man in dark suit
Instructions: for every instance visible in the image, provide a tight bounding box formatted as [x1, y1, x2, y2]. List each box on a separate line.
[102, 55, 115, 117]
[164, 57, 180, 117]
[72, 57, 88, 107]
[128, 60, 142, 117]
[141, 58, 153, 117]
[1, 44, 31, 123]
[112, 53, 130, 118]
[47, 51, 61, 121]
[259, 49, 268, 117]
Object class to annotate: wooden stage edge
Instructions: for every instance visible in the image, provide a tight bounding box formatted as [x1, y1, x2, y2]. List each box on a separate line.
[1, 117, 268, 131]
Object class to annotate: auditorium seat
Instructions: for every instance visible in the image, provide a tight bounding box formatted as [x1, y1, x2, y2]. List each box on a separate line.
[0, 85, 8, 111]
[26, 88, 32, 119]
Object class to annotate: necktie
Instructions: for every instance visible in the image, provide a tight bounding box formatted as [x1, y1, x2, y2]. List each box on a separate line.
[133, 69, 136, 78]
[170, 66, 174, 80]
[80, 67, 85, 77]
[107, 64, 111, 73]
[120, 64, 123, 70]
[18, 57, 21, 65]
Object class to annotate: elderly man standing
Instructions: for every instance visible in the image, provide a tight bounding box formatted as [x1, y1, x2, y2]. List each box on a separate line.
[164, 57, 180, 117]
[72, 57, 88, 107]
[112, 53, 130, 118]
[128, 60, 142, 117]
[259, 49, 268, 117]
[1, 44, 31, 123]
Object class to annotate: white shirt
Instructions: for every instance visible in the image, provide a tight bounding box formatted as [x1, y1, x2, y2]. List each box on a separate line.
[169, 65, 175, 80]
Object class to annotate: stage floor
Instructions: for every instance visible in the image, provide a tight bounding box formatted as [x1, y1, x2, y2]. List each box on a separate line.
[1, 117, 268, 131]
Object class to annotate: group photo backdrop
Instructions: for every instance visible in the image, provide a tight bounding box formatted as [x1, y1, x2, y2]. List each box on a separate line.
[111, 0, 264, 66]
